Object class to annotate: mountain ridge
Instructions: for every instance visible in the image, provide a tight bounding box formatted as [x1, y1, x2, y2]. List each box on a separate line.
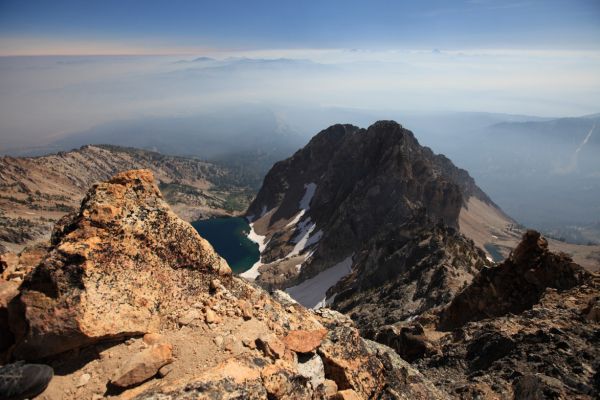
[0, 144, 254, 256]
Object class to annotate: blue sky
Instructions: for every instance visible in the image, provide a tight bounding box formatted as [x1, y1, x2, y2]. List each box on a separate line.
[1, 0, 600, 55]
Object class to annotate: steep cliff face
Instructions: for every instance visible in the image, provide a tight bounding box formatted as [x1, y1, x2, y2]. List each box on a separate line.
[2, 170, 447, 399]
[244, 121, 492, 296]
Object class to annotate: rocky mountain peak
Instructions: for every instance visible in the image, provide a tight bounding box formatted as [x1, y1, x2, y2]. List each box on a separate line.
[245, 120, 493, 296]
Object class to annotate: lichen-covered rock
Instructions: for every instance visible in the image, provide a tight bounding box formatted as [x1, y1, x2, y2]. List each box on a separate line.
[11, 169, 231, 359]
[317, 326, 386, 398]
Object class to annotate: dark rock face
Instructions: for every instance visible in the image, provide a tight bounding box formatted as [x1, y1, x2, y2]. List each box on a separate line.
[411, 231, 600, 399]
[438, 230, 590, 330]
[247, 121, 492, 290]
[417, 278, 600, 399]
[329, 216, 488, 338]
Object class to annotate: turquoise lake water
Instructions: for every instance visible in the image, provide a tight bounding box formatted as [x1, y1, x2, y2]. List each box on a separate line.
[191, 217, 260, 274]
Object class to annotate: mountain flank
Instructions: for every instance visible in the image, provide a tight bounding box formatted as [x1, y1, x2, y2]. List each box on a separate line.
[406, 230, 599, 398]
[0, 144, 254, 257]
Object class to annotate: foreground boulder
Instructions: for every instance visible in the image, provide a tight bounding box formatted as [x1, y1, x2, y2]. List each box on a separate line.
[110, 342, 174, 388]
[4, 169, 447, 399]
[10, 169, 231, 360]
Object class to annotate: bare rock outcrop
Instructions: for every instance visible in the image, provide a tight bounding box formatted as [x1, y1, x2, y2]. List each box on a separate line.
[439, 230, 590, 330]
[10, 169, 231, 360]
[246, 121, 480, 290]
[400, 231, 600, 399]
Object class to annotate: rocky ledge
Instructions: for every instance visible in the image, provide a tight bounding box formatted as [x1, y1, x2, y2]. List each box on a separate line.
[0, 170, 447, 399]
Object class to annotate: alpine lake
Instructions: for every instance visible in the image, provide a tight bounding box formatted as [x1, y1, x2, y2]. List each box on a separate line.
[191, 217, 260, 274]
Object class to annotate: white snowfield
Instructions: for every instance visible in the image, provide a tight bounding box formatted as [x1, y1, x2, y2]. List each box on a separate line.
[299, 183, 317, 210]
[286, 182, 317, 228]
[242, 183, 319, 280]
[240, 222, 269, 280]
[285, 255, 353, 309]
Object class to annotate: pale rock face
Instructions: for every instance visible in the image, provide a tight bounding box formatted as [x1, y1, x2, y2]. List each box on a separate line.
[11, 169, 231, 359]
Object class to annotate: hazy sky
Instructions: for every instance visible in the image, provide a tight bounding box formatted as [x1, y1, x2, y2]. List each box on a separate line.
[1, 0, 599, 150]
[1, 0, 600, 55]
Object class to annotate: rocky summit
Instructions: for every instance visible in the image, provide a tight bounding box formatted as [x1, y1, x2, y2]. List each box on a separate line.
[243, 120, 598, 298]
[243, 121, 493, 318]
[0, 169, 449, 399]
[9, 169, 231, 360]
[246, 122, 476, 289]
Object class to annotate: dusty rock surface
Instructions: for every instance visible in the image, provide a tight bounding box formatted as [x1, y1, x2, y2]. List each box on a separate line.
[2, 169, 447, 399]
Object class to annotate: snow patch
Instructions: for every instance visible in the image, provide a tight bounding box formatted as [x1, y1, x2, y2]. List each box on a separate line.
[305, 229, 323, 248]
[299, 183, 317, 210]
[240, 222, 268, 280]
[285, 183, 317, 229]
[286, 210, 305, 228]
[247, 223, 268, 252]
[285, 255, 353, 309]
[239, 259, 261, 280]
[288, 219, 317, 257]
